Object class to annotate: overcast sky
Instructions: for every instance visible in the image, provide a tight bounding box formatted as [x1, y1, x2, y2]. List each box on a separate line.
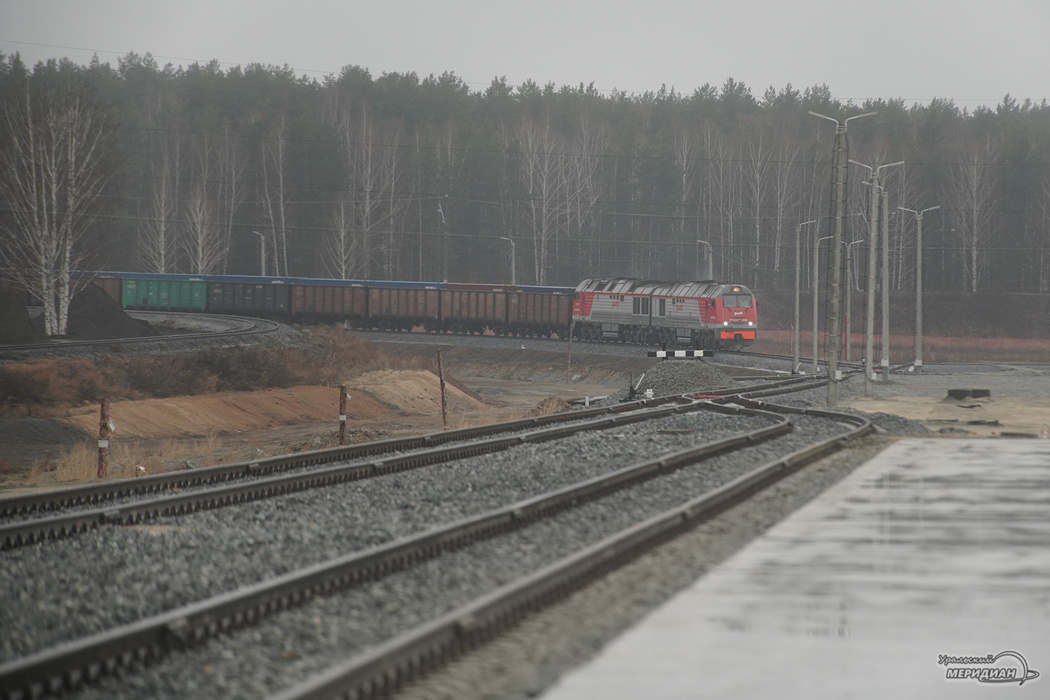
[3, 0, 1048, 108]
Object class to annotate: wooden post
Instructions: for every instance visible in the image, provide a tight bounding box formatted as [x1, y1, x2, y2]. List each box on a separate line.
[437, 350, 448, 430]
[97, 398, 110, 478]
[338, 384, 348, 446]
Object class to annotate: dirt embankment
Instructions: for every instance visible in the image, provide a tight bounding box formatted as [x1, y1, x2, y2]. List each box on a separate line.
[0, 341, 664, 484]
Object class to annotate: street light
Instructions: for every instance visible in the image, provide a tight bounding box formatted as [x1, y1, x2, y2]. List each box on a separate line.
[794, 221, 817, 374]
[499, 236, 516, 286]
[899, 205, 940, 375]
[250, 230, 267, 276]
[849, 159, 903, 394]
[810, 111, 875, 408]
[695, 240, 713, 281]
[813, 234, 832, 373]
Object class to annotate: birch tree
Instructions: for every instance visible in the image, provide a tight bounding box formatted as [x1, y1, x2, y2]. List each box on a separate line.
[945, 147, 998, 292]
[769, 139, 800, 279]
[216, 122, 244, 273]
[180, 133, 226, 274]
[517, 112, 566, 285]
[325, 194, 363, 279]
[140, 128, 182, 272]
[260, 111, 291, 276]
[706, 127, 742, 281]
[0, 68, 116, 336]
[744, 132, 770, 275]
[565, 117, 606, 278]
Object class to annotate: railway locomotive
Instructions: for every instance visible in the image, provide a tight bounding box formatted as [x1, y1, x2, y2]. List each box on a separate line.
[81, 271, 757, 351]
[571, 278, 757, 351]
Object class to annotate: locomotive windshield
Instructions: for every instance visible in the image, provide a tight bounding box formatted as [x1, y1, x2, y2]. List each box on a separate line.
[722, 294, 752, 308]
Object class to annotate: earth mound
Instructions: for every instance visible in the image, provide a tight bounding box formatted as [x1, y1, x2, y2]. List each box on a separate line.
[0, 283, 157, 342]
[0, 288, 41, 344]
[66, 284, 158, 340]
[615, 360, 735, 399]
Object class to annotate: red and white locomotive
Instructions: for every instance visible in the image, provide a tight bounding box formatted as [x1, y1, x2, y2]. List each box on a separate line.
[571, 278, 757, 351]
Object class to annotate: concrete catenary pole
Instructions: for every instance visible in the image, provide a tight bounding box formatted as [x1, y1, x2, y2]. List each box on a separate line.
[843, 240, 862, 362]
[810, 111, 873, 408]
[880, 189, 891, 379]
[850, 159, 903, 394]
[813, 234, 832, 373]
[865, 179, 880, 395]
[794, 221, 816, 374]
[900, 205, 939, 375]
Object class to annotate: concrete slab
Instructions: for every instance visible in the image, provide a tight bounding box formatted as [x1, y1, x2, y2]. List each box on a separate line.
[542, 439, 1050, 699]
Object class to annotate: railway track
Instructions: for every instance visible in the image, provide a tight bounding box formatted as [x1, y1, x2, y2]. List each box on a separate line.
[0, 374, 873, 700]
[0, 393, 732, 547]
[0, 312, 282, 360]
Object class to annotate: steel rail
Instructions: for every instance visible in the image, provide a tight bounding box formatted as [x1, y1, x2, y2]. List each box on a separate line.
[270, 401, 874, 700]
[0, 393, 704, 521]
[0, 371, 812, 524]
[0, 401, 794, 699]
[2, 394, 746, 550]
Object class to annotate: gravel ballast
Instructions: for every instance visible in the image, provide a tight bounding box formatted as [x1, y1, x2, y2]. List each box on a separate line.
[2, 408, 771, 664]
[60, 412, 854, 700]
[8, 353, 1039, 700]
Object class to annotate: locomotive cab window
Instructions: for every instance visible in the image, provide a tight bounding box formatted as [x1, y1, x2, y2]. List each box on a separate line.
[722, 294, 752, 308]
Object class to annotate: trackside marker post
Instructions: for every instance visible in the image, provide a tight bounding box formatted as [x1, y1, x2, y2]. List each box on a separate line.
[437, 350, 448, 430]
[339, 385, 348, 446]
[97, 399, 110, 478]
[566, 321, 575, 384]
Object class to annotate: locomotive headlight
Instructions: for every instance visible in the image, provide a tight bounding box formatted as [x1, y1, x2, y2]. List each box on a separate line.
[723, 321, 729, 326]
[747, 321, 753, 326]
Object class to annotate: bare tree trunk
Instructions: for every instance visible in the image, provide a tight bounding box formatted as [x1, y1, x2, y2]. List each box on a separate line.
[770, 141, 800, 282]
[141, 129, 181, 272]
[707, 129, 741, 281]
[745, 133, 770, 280]
[325, 195, 362, 279]
[517, 112, 566, 285]
[566, 117, 606, 279]
[217, 122, 243, 273]
[380, 127, 408, 279]
[261, 112, 291, 276]
[181, 134, 225, 274]
[945, 148, 998, 292]
[0, 76, 114, 336]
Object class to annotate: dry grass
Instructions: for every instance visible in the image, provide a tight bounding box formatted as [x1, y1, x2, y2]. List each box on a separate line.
[24, 433, 231, 485]
[527, 396, 571, 417]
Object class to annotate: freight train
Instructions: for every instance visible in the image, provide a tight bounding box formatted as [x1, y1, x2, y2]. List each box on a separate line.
[85, 272, 757, 351]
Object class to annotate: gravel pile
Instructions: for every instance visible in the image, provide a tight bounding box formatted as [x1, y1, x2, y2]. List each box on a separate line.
[611, 360, 735, 400]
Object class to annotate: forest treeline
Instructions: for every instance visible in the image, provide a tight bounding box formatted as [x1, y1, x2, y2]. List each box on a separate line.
[2, 51, 1049, 312]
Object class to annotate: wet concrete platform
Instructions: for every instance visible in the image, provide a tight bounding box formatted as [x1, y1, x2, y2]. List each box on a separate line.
[543, 439, 1050, 699]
